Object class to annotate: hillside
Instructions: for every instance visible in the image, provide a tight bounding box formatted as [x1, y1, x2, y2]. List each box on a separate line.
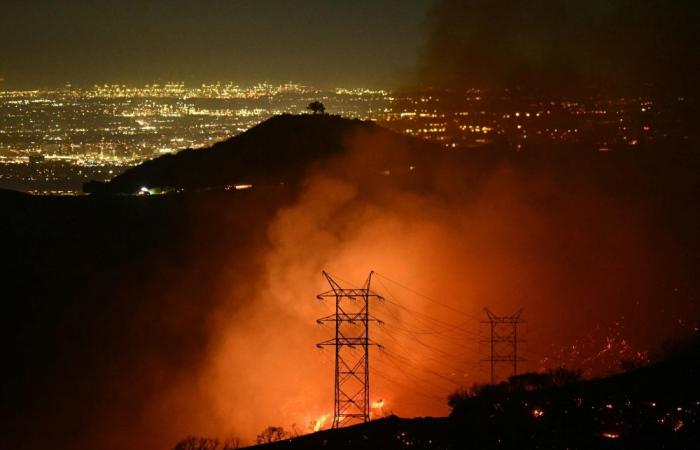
[245, 341, 700, 450]
[84, 114, 443, 194]
[83, 113, 700, 204]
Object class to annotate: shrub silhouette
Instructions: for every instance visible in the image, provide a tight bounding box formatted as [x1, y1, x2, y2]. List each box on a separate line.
[449, 367, 585, 409]
[547, 367, 583, 386]
[256, 426, 288, 444]
[173, 436, 219, 450]
[222, 437, 240, 450]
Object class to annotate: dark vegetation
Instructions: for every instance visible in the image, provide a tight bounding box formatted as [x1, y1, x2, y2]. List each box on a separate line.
[173, 436, 237, 450]
[256, 426, 289, 444]
[447, 367, 584, 406]
[242, 334, 700, 450]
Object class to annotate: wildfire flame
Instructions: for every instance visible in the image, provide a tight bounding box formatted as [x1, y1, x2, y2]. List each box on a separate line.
[313, 414, 329, 432]
[541, 320, 651, 376]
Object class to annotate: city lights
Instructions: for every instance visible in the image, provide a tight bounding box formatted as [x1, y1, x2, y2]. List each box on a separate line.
[0, 82, 681, 194]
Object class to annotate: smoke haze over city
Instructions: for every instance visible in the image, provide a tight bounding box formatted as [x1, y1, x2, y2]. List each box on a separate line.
[0, 0, 431, 89]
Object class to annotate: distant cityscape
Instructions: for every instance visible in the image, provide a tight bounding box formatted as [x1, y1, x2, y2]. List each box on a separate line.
[0, 81, 694, 194]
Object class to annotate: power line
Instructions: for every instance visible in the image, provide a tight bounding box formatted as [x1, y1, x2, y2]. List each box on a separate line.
[375, 278, 480, 339]
[315, 271, 492, 420]
[371, 366, 447, 403]
[316, 271, 383, 428]
[381, 347, 464, 387]
[375, 272, 483, 322]
[373, 329, 475, 376]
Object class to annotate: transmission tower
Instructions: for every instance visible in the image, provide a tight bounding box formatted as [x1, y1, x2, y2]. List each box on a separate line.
[316, 271, 383, 428]
[481, 308, 525, 384]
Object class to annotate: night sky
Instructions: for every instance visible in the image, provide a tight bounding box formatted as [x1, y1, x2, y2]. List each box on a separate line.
[2, 0, 698, 93]
[419, 0, 700, 94]
[0, 0, 432, 89]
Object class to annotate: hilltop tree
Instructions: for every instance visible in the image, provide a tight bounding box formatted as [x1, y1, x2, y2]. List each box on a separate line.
[307, 101, 325, 114]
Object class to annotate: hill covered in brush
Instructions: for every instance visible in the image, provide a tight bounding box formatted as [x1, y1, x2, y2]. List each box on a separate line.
[238, 335, 700, 450]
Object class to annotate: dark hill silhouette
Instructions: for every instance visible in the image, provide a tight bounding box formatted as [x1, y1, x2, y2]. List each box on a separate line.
[84, 113, 700, 206]
[84, 114, 444, 194]
[0, 187, 30, 199]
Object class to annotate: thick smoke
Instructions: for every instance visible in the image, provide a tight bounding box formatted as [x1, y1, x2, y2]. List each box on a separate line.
[153, 127, 699, 446]
[416, 0, 700, 94]
[5, 123, 698, 450]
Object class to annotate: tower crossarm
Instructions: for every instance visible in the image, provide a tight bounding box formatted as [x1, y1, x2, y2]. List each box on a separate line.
[317, 289, 384, 300]
[317, 313, 384, 324]
[316, 337, 383, 348]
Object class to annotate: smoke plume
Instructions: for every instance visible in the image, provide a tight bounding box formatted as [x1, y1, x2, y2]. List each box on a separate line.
[5, 125, 699, 450]
[416, 0, 700, 94]
[156, 126, 699, 446]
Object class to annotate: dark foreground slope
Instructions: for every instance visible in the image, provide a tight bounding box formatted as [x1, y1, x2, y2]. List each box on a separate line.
[0, 187, 294, 450]
[249, 342, 700, 450]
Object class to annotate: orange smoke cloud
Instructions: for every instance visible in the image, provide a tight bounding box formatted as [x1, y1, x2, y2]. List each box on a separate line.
[26, 122, 692, 450]
[133, 125, 700, 448]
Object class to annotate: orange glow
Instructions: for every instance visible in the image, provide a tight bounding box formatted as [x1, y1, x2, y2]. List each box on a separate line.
[313, 414, 329, 432]
[109, 125, 693, 447]
[370, 399, 387, 419]
[602, 432, 620, 439]
[673, 420, 684, 432]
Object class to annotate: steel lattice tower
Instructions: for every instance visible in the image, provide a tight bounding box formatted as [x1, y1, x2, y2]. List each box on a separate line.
[481, 308, 525, 384]
[316, 271, 383, 428]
